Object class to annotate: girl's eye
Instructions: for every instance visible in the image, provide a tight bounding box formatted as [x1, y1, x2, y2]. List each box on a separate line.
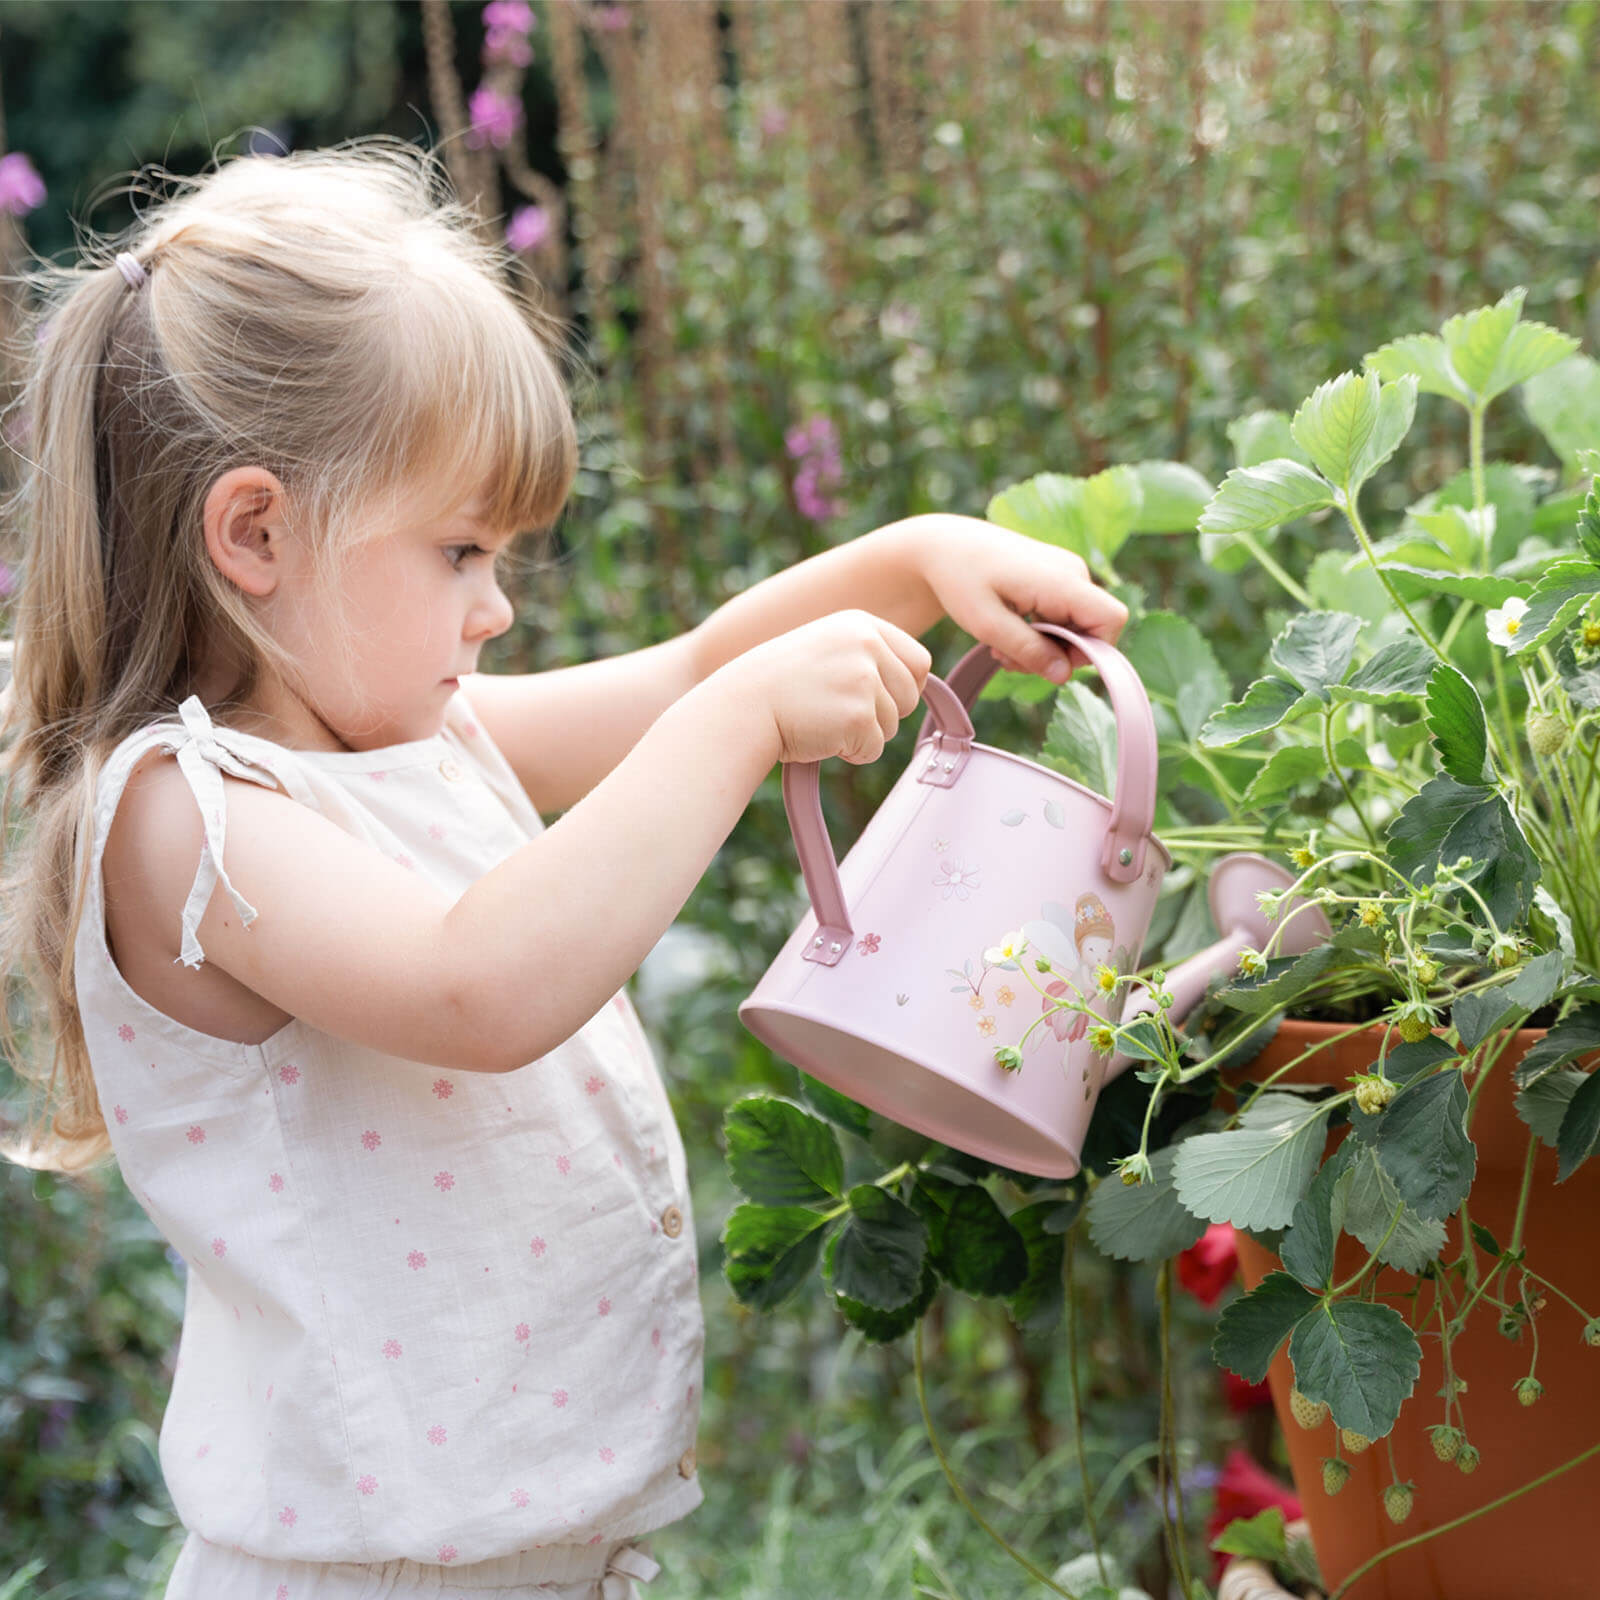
[445, 543, 489, 569]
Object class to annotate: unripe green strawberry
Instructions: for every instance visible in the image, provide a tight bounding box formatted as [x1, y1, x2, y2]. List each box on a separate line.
[1340, 1428, 1374, 1455]
[1353, 1074, 1396, 1116]
[1584, 1319, 1600, 1348]
[1289, 1387, 1330, 1430]
[1429, 1424, 1463, 1462]
[1515, 1375, 1544, 1406]
[1412, 955, 1440, 986]
[1383, 1482, 1415, 1524]
[1457, 1442, 1481, 1475]
[1398, 1011, 1433, 1043]
[1321, 1457, 1351, 1496]
[1527, 709, 1568, 758]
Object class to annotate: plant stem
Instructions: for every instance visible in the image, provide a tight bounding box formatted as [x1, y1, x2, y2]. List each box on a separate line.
[1342, 489, 1445, 660]
[1326, 1439, 1600, 1600]
[1064, 1224, 1109, 1586]
[1237, 529, 1313, 607]
[1157, 1260, 1196, 1597]
[912, 1318, 1082, 1599]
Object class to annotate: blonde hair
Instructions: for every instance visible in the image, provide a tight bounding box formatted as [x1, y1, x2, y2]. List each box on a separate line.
[0, 134, 584, 1175]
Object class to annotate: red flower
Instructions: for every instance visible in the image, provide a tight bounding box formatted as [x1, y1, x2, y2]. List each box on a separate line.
[1204, 1446, 1303, 1583]
[1221, 1367, 1274, 1414]
[1176, 1222, 1238, 1309]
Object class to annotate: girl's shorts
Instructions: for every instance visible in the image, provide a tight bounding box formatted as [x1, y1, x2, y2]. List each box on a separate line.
[162, 1530, 663, 1600]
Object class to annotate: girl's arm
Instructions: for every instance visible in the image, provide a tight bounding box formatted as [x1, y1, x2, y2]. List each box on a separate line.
[458, 517, 934, 819]
[119, 661, 781, 1074]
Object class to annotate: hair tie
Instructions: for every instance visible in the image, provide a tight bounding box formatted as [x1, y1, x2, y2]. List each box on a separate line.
[114, 252, 147, 290]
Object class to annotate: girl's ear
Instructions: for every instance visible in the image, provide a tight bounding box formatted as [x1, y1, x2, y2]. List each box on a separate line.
[203, 466, 292, 598]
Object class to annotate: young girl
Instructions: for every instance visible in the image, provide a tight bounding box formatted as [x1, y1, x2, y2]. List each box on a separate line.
[0, 136, 1124, 1598]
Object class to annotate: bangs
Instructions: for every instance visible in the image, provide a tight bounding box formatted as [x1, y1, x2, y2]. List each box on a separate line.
[368, 254, 579, 540]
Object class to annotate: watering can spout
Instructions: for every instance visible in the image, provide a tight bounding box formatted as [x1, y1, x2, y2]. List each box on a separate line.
[1104, 852, 1332, 1080]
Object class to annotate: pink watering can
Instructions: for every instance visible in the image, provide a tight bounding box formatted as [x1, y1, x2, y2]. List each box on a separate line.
[738, 623, 1332, 1179]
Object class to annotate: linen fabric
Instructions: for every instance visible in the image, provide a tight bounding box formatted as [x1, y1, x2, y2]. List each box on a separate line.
[72, 689, 704, 1574]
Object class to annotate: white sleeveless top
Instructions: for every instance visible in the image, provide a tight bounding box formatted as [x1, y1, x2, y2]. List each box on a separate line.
[72, 689, 705, 1566]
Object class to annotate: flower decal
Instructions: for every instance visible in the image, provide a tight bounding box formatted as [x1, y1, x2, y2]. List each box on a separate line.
[856, 931, 881, 954]
[933, 858, 981, 900]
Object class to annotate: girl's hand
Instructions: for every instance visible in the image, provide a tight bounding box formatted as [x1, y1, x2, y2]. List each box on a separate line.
[910, 515, 1129, 682]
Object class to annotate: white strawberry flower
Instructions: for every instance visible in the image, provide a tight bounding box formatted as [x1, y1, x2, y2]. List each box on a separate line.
[984, 931, 1029, 967]
[1486, 595, 1530, 649]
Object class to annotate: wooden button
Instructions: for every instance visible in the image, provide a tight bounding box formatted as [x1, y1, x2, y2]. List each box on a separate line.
[438, 757, 463, 782]
[661, 1205, 683, 1238]
[677, 1446, 696, 1477]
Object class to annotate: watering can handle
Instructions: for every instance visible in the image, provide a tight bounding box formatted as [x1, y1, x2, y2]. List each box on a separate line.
[780, 625, 1159, 962]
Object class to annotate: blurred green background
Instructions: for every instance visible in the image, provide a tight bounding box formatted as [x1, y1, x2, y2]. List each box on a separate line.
[1, 2, 1596, 1596]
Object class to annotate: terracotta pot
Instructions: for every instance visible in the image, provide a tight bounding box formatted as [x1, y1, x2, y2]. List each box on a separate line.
[1228, 1020, 1600, 1599]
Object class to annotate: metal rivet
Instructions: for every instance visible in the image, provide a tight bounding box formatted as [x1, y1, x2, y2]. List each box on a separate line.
[942, 761, 954, 772]
[1119, 847, 1133, 866]
[926, 756, 938, 768]
[829, 941, 842, 954]
[812, 936, 824, 947]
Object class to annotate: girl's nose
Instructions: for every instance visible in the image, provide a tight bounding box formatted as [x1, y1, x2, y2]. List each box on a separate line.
[469, 581, 515, 641]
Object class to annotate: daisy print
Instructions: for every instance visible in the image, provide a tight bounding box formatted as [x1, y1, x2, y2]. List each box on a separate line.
[933, 857, 981, 901]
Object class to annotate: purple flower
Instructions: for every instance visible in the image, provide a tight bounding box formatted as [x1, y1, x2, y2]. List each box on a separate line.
[506, 204, 550, 254]
[0, 152, 46, 217]
[466, 85, 524, 151]
[484, 30, 534, 68]
[785, 414, 845, 521]
[483, 4, 535, 69]
[483, 0, 535, 31]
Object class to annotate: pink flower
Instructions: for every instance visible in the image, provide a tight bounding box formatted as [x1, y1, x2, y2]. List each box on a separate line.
[433, 1078, 454, 1099]
[511, 1486, 531, 1508]
[276, 1586, 289, 1600]
[211, 1237, 227, 1257]
[113, 1105, 128, 1124]
[461, 718, 481, 738]
[599, 1445, 615, 1465]
[427, 1423, 448, 1445]
[356, 1473, 378, 1495]
[434, 1170, 456, 1192]
[555, 1154, 571, 1176]
[268, 1173, 285, 1193]
[466, 84, 524, 150]
[186, 1125, 206, 1144]
[584, 1074, 605, 1095]
[506, 204, 550, 253]
[427, 822, 446, 840]
[529, 1236, 547, 1257]
[514, 1322, 530, 1342]
[855, 932, 881, 954]
[394, 853, 415, 871]
[438, 1543, 459, 1562]
[407, 1249, 428, 1270]
[278, 1505, 297, 1527]
[383, 1338, 403, 1359]
[785, 417, 845, 522]
[0, 152, 46, 216]
[278, 1063, 300, 1085]
[597, 1295, 611, 1317]
[117, 1024, 135, 1043]
[552, 1388, 568, 1407]
[361, 1129, 382, 1151]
